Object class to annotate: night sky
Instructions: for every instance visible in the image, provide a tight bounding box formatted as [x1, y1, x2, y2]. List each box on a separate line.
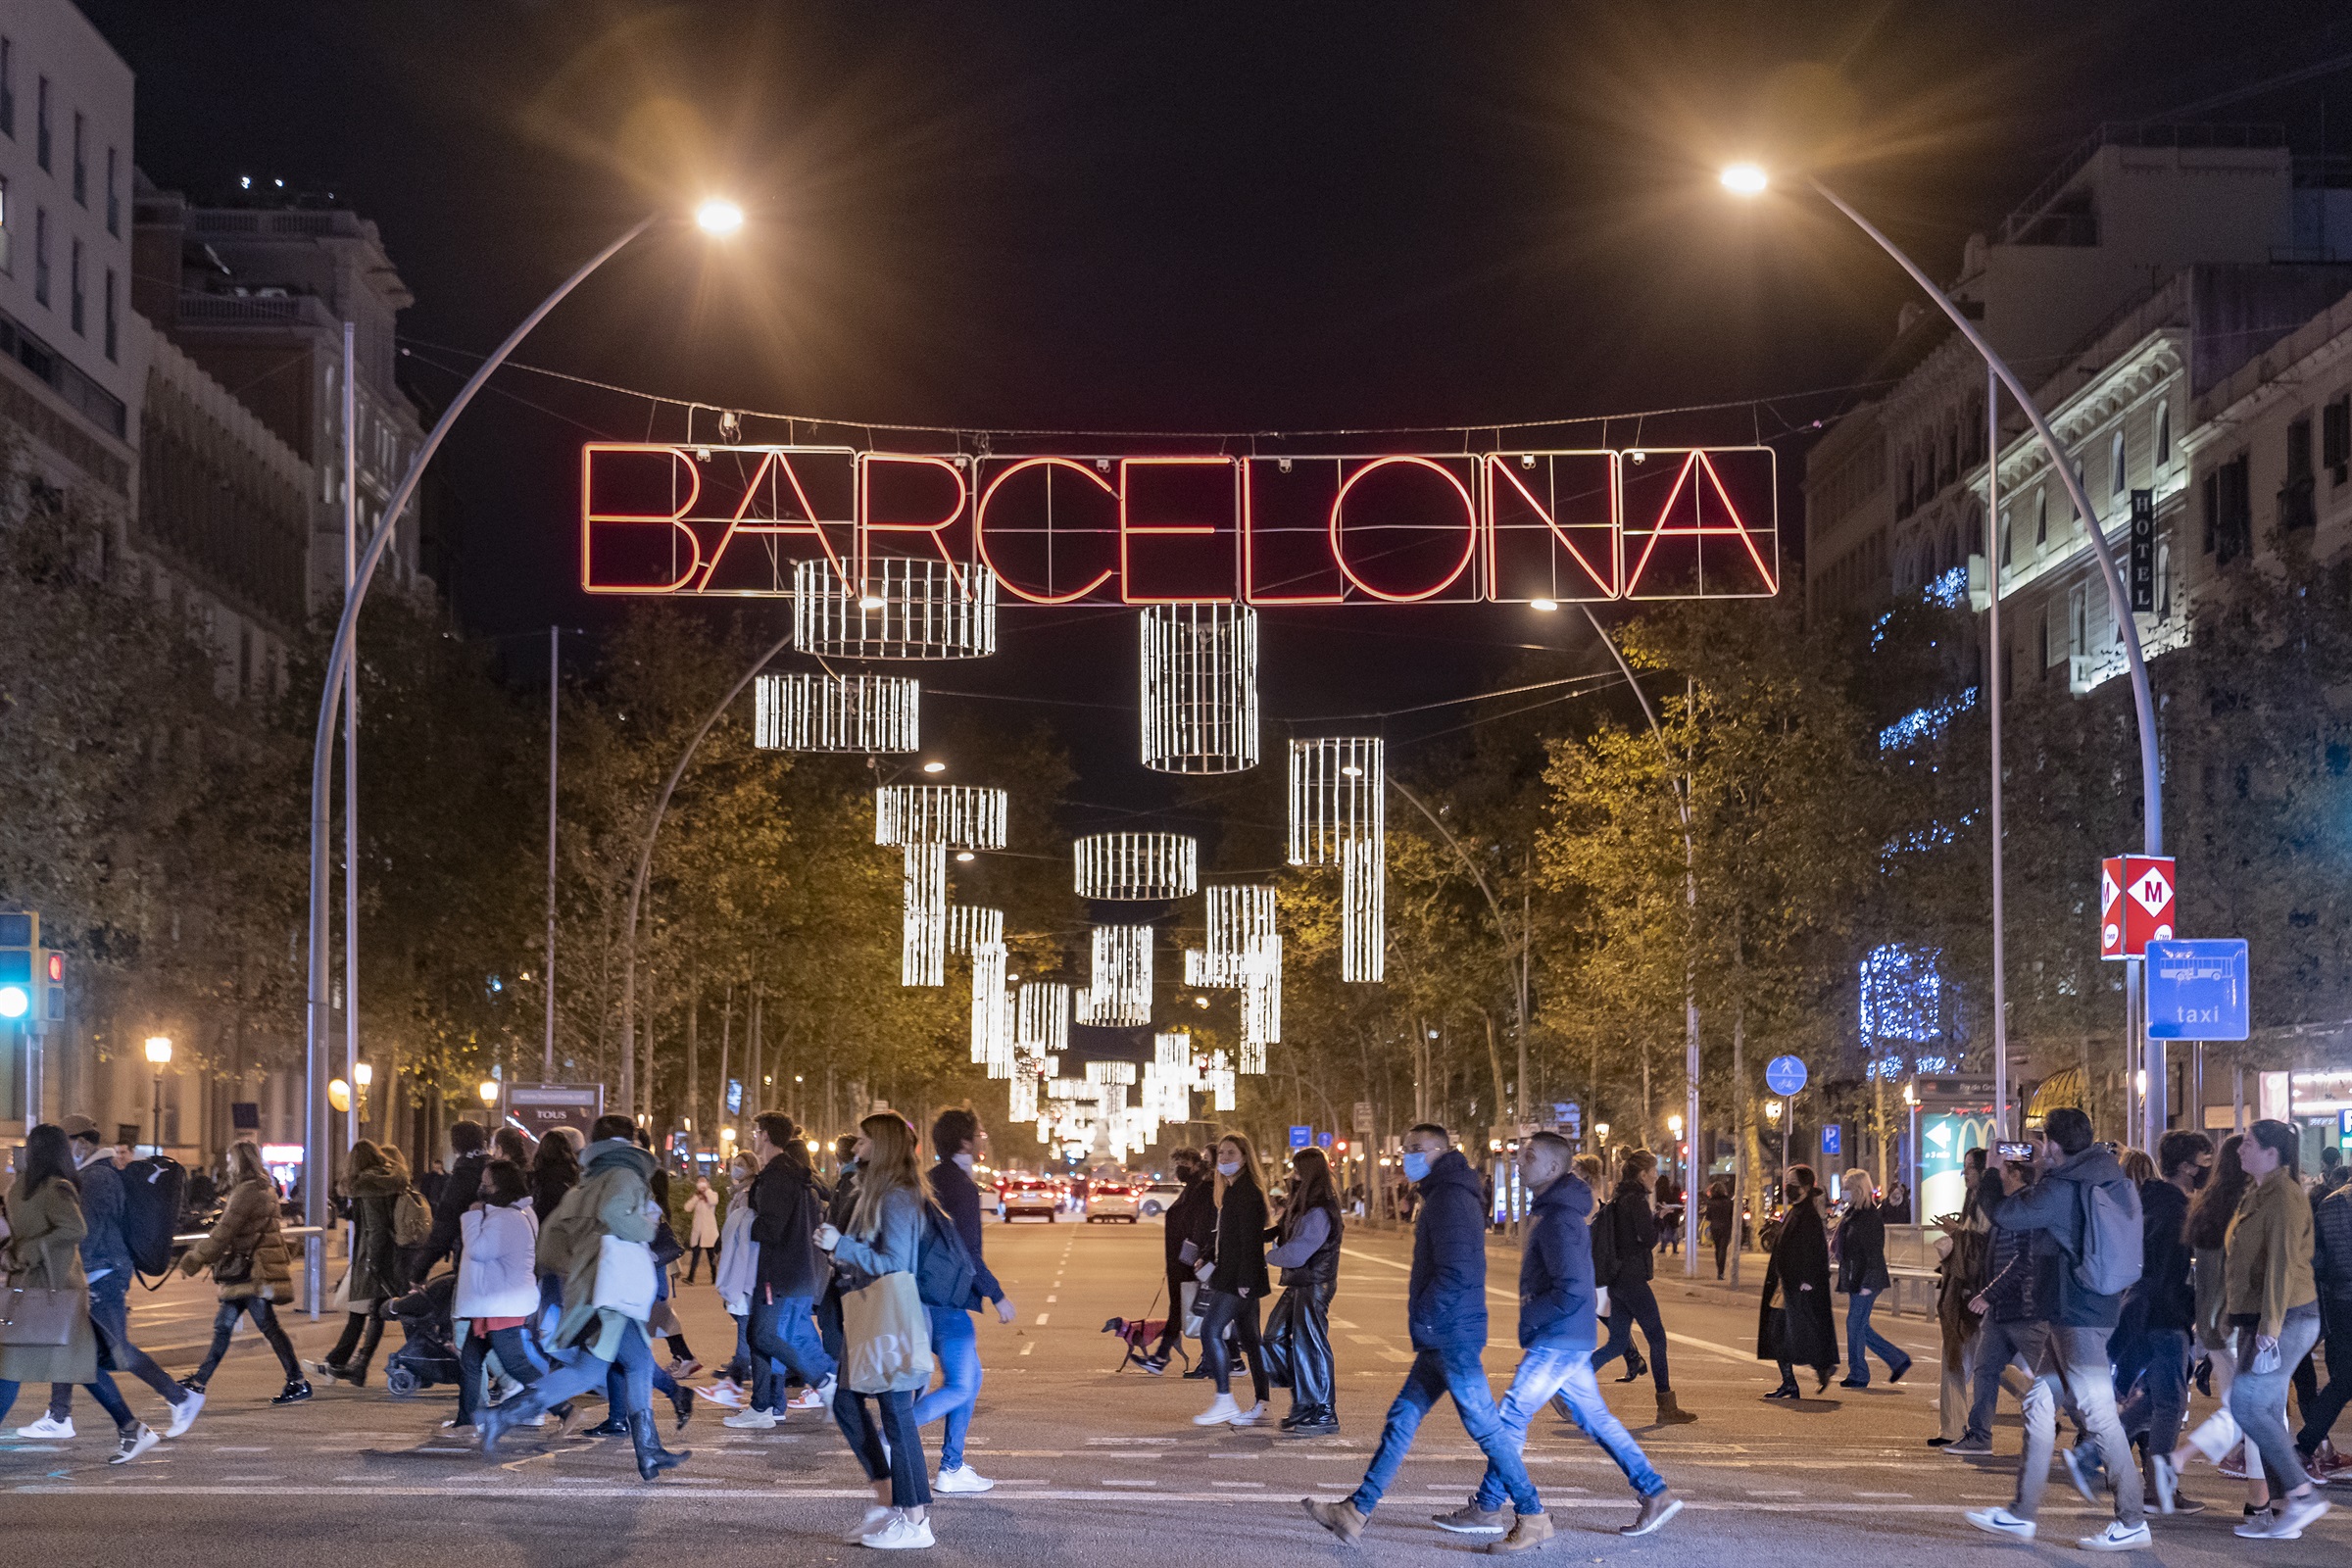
[87, 0, 2352, 815]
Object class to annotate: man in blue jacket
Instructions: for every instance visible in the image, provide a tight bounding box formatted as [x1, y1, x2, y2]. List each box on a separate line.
[916, 1108, 1016, 1495]
[1432, 1132, 1678, 1548]
[1305, 1124, 1543, 1547]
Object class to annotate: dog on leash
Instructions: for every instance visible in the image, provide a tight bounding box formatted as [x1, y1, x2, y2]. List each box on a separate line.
[1102, 1315, 1173, 1370]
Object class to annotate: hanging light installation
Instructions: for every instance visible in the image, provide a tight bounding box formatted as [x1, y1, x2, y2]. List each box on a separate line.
[1078, 924, 1154, 1025]
[1205, 884, 1277, 967]
[900, 845, 947, 987]
[970, 939, 1010, 1072]
[1073, 832, 1199, 901]
[1184, 948, 1236, 988]
[1140, 603, 1259, 773]
[1085, 1059, 1140, 1086]
[947, 905, 1004, 955]
[874, 786, 1007, 851]
[794, 558, 998, 661]
[1153, 1031, 1193, 1068]
[1016, 981, 1071, 1054]
[753, 672, 919, 753]
[1240, 933, 1282, 1069]
[1006, 1070, 1039, 1123]
[1288, 737, 1386, 981]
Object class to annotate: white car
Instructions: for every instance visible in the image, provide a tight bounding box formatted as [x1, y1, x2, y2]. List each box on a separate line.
[998, 1176, 1059, 1221]
[1087, 1182, 1141, 1223]
[1136, 1180, 1184, 1219]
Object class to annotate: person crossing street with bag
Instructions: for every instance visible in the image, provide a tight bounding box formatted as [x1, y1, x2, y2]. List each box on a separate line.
[0, 1123, 160, 1464]
[1758, 1165, 1838, 1397]
[1140, 1149, 1212, 1376]
[1261, 1145, 1342, 1436]
[177, 1139, 307, 1403]
[915, 1108, 1013, 1494]
[1192, 1134, 1273, 1427]
[818, 1113, 940, 1551]
[1588, 1147, 1694, 1424]
[314, 1139, 420, 1390]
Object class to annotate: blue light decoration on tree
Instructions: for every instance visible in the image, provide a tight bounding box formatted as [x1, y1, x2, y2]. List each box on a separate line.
[1859, 942, 1960, 1079]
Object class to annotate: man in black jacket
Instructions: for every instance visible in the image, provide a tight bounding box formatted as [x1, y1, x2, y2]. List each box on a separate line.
[917, 1109, 1015, 1494]
[1142, 1150, 1212, 1374]
[413, 1122, 488, 1275]
[729, 1111, 836, 1429]
[2117, 1130, 2209, 1507]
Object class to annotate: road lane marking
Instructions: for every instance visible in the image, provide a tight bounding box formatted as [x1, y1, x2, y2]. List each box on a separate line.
[1020, 1344, 1035, 1356]
[1035, 1314, 1051, 1325]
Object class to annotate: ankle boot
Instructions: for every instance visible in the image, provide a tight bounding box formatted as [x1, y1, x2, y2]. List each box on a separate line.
[627, 1411, 689, 1481]
[1616, 1345, 1647, 1384]
[1655, 1390, 1697, 1425]
[584, 1411, 630, 1438]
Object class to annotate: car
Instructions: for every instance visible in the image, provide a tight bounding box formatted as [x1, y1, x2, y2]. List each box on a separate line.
[998, 1175, 1059, 1222]
[1136, 1180, 1184, 1219]
[1088, 1181, 1141, 1222]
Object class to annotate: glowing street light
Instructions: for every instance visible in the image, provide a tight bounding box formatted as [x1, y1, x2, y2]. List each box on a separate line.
[694, 198, 746, 236]
[922, 760, 948, 774]
[1719, 162, 1769, 196]
[145, 1036, 173, 1152]
[1529, 597, 1559, 612]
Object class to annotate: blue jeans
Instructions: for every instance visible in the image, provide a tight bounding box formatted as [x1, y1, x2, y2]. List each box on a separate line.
[911, 1305, 980, 1469]
[2117, 1327, 2191, 1458]
[52, 1270, 186, 1416]
[1349, 1344, 1540, 1518]
[834, 1383, 929, 1508]
[458, 1324, 550, 1425]
[2229, 1304, 2323, 1490]
[500, 1318, 655, 1424]
[748, 1293, 835, 1413]
[1474, 1346, 1662, 1506]
[1843, 1290, 1910, 1385]
[0, 1373, 133, 1433]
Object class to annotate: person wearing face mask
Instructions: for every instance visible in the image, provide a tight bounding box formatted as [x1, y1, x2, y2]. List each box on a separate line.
[1141, 1150, 1213, 1375]
[916, 1108, 1016, 1494]
[730, 1112, 836, 1431]
[1192, 1135, 1273, 1426]
[1757, 1164, 1837, 1397]
[1304, 1124, 1544, 1548]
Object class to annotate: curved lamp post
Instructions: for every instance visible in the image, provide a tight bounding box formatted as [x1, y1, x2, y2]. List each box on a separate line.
[299, 199, 744, 1296]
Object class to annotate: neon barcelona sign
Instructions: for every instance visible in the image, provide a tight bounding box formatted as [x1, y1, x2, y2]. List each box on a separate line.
[580, 443, 1778, 606]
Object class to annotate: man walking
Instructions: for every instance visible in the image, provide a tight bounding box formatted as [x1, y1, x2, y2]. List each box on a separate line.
[1434, 1132, 1679, 1547]
[18, 1115, 200, 1446]
[1142, 1148, 1212, 1375]
[1963, 1108, 2150, 1551]
[1303, 1124, 1544, 1548]
[918, 1108, 1017, 1493]
[2118, 1131, 2210, 1508]
[726, 1112, 836, 1430]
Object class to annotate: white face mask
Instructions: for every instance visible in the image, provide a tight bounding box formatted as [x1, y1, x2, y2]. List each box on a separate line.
[953, 1152, 975, 1171]
[1217, 1159, 1242, 1179]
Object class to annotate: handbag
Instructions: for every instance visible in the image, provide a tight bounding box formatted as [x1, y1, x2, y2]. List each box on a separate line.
[213, 1250, 256, 1286]
[1179, 1279, 1201, 1339]
[590, 1235, 659, 1319]
[840, 1270, 933, 1394]
[0, 1283, 82, 1347]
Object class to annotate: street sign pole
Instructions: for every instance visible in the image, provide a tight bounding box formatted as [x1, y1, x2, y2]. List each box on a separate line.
[2125, 955, 2142, 1147]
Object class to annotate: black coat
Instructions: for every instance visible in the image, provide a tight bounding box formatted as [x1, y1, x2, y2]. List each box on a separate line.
[1836, 1205, 1891, 1294]
[2130, 1178, 2196, 1334]
[1164, 1173, 1215, 1268]
[1207, 1177, 1271, 1297]
[749, 1154, 830, 1301]
[1591, 1182, 1658, 1291]
[416, 1150, 487, 1273]
[1758, 1197, 1837, 1370]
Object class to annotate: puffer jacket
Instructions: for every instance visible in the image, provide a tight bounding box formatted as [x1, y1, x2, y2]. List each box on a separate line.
[1407, 1149, 1489, 1351]
[713, 1182, 760, 1312]
[456, 1200, 542, 1319]
[346, 1164, 413, 1303]
[180, 1175, 294, 1302]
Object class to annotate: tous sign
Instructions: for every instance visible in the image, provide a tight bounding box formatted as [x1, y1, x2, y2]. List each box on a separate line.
[580, 443, 1777, 605]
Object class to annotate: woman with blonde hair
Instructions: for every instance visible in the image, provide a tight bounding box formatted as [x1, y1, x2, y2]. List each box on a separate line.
[1835, 1167, 1911, 1389]
[1193, 1132, 1272, 1427]
[179, 1141, 307, 1402]
[815, 1114, 938, 1550]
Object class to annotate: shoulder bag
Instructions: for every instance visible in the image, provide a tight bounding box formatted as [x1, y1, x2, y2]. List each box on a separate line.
[0, 1281, 81, 1346]
[841, 1269, 933, 1394]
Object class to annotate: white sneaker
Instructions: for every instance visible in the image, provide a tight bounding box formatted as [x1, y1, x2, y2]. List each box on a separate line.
[491, 1375, 523, 1402]
[2148, 1453, 2179, 1514]
[723, 1407, 780, 1429]
[843, 1505, 896, 1544]
[697, 1383, 749, 1409]
[2262, 1496, 2331, 1540]
[1227, 1400, 1268, 1427]
[15, 1414, 73, 1439]
[935, 1462, 996, 1494]
[787, 1384, 827, 1410]
[165, 1390, 204, 1439]
[1963, 1506, 2035, 1542]
[2079, 1520, 2152, 1552]
[110, 1424, 159, 1465]
[1193, 1393, 1243, 1426]
[861, 1510, 936, 1549]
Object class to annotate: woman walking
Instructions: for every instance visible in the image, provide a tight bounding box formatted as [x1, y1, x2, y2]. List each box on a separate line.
[1264, 1145, 1343, 1435]
[452, 1159, 548, 1431]
[178, 1140, 308, 1403]
[704, 1150, 761, 1406]
[1703, 1181, 1737, 1280]
[315, 1139, 412, 1389]
[2155, 1120, 2330, 1540]
[816, 1113, 938, 1551]
[1929, 1147, 1993, 1446]
[1835, 1168, 1912, 1389]
[1591, 1148, 1694, 1423]
[1759, 1164, 1838, 1398]
[0, 1124, 159, 1463]
[683, 1177, 720, 1284]
[1193, 1133, 1272, 1427]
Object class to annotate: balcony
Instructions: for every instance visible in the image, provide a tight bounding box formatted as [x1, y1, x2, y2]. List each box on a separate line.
[173, 290, 341, 333]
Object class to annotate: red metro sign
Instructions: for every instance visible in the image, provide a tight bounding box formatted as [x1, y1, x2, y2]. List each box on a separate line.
[581, 443, 1778, 606]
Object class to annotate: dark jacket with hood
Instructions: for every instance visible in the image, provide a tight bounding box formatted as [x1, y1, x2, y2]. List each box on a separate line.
[1590, 1179, 1658, 1291]
[1519, 1172, 1599, 1352]
[1985, 1143, 2134, 1328]
[2130, 1177, 2196, 1334]
[71, 1152, 135, 1282]
[1407, 1148, 1490, 1351]
[749, 1152, 830, 1301]
[417, 1148, 489, 1272]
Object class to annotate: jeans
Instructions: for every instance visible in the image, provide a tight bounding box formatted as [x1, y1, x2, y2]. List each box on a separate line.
[1963, 1316, 2049, 1445]
[49, 1271, 185, 1419]
[2228, 1304, 2323, 1490]
[498, 1319, 656, 1425]
[834, 1383, 929, 1507]
[194, 1297, 302, 1385]
[1842, 1290, 1911, 1385]
[748, 1293, 834, 1413]
[911, 1305, 980, 1469]
[1474, 1346, 1661, 1506]
[0, 1374, 132, 1433]
[458, 1324, 549, 1425]
[1590, 1279, 1671, 1392]
[2014, 1324, 2144, 1527]
[1198, 1288, 1267, 1401]
[1349, 1344, 1541, 1518]
[2117, 1327, 2191, 1459]
[2295, 1301, 2352, 1456]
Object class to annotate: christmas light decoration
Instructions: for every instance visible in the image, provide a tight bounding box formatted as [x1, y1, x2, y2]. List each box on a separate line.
[1079, 924, 1154, 1025]
[1016, 982, 1071, 1054]
[794, 557, 998, 661]
[1288, 737, 1385, 981]
[874, 786, 1007, 850]
[1153, 1031, 1193, 1068]
[1073, 832, 1199, 901]
[1140, 603, 1259, 773]
[902, 845, 947, 987]
[1240, 933, 1281, 1061]
[947, 905, 1004, 955]
[1205, 884, 1277, 966]
[971, 939, 1010, 1072]
[1184, 948, 1236, 988]
[1006, 1072, 1038, 1122]
[752, 672, 920, 753]
[1086, 1059, 1139, 1086]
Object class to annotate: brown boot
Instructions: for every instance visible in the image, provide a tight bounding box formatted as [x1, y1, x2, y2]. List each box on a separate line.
[1302, 1496, 1367, 1544]
[1655, 1390, 1697, 1425]
[1487, 1512, 1554, 1554]
[1620, 1491, 1685, 1536]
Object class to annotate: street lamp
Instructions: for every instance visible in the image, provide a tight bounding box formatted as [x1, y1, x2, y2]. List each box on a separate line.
[144, 1036, 172, 1153]
[694, 198, 746, 236]
[478, 1079, 500, 1126]
[1667, 1111, 1685, 1194]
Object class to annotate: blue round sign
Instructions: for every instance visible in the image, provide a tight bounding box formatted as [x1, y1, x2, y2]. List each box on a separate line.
[1764, 1054, 1808, 1097]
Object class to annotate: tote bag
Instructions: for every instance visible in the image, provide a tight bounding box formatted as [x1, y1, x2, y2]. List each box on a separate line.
[841, 1270, 933, 1394]
[590, 1235, 659, 1320]
[0, 1283, 81, 1347]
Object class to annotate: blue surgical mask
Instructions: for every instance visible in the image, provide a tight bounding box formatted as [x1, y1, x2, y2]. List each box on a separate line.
[1216, 1159, 1241, 1179]
[1401, 1151, 1432, 1184]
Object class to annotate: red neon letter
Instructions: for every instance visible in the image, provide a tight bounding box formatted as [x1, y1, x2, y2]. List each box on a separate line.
[1120, 456, 1237, 604]
[698, 450, 849, 591]
[858, 453, 970, 584]
[1327, 456, 1477, 603]
[582, 443, 703, 594]
[974, 458, 1117, 605]
[1483, 454, 1620, 601]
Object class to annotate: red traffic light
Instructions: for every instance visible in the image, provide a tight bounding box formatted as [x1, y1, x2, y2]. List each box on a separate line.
[45, 953, 63, 982]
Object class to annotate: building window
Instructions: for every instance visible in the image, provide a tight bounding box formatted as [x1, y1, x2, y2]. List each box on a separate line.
[105, 147, 118, 236]
[71, 111, 84, 205]
[2280, 416, 2316, 532]
[2155, 540, 2173, 621]
[103, 266, 116, 361]
[2111, 429, 2127, 497]
[2156, 400, 2172, 469]
[2324, 394, 2350, 487]
[35, 74, 48, 171]
[2204, 453, 2251, 564]
[2034, 488, 2049, 548]
[69, 236, 82, 334]
[0, 37, 13, 139]
[1999, 507, 2013, 567]
[0, 176, 10, 273]
[32, 204, 47, 305]
[2069, 583, 2089, 662]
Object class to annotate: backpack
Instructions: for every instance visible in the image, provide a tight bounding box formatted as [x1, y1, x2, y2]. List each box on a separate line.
[392, 1187, 433, 1249]
[915, 1204, 977, 1309]
[121, 1155, 186, 1278]
[2074, 1174, 2144, 1298]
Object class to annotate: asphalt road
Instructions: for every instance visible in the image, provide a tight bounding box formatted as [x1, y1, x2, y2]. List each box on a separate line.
[3, 1213, 2342, 1564]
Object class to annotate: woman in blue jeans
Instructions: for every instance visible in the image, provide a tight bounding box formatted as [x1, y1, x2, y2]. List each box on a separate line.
[917, 1108, 1015, 1492]
[1835, 1168, 1912, 1389]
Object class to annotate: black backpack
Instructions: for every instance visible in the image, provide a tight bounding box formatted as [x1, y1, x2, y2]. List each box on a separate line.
[122, 1154, 186, 1279]
[915, 1204, 977, 1309]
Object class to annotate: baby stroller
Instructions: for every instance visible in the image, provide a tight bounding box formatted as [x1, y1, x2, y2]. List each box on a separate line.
[382, 1274, 464, 1396]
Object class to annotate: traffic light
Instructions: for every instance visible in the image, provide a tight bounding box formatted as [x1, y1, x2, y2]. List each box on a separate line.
[0, 910, 36, 1022]
[41, 949, 64, 1027]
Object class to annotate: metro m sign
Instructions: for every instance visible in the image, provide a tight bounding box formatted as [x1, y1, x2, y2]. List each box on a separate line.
[580, 444, 1777, 606]
[2099, 854, 2177, 959]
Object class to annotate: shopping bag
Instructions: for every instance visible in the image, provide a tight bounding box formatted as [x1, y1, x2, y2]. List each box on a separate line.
[841, 1271, 933, 1394]
[590, 1235, 659, 1319]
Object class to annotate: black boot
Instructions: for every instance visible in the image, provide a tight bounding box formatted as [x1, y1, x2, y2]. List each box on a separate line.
[583, 1409, 629, 1438]
[1616, 1346, 1647, 1384]
[270, 1379, 313, 1405]
[669, 1381, 696, 1431]
[627, 1411, 689, 1481]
